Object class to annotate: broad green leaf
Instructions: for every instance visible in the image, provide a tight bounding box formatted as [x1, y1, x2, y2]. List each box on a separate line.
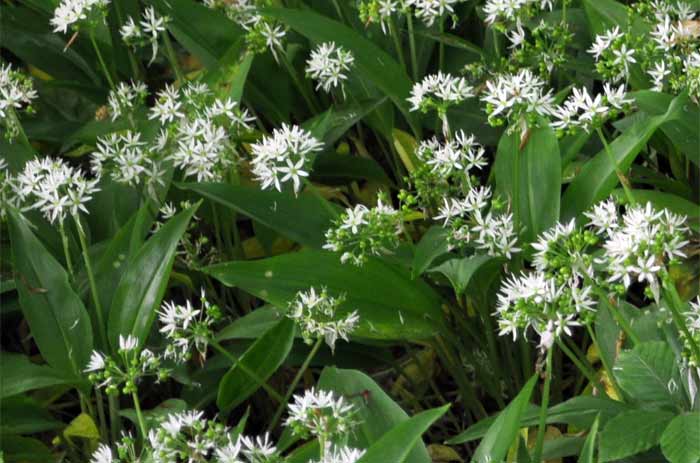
[632, 91, 699, 165]
[312, 153, 391, 185]
[303, 98, 389, 146]
[179, 182, 338, 249]
[561, 93, 687, 219]
[448, 391, 626, 444]
[263, 7, 420, 136]
[495, 122, 561, 242]
[660, 413, 700, 463]
[8, 211, 93, 381]
[599, 409, 674, 461]
[578, 414, 600, 463]
[582, 0, 629, 35]
[108, 204, 198, 349]
[0, 396, 64, 435]
[217, 318, 295, 411]
[204, 251, 444, 340]
[614, 341, 682, 409]
[543, 436, 586, 459]
[0, 435, 53, 463]
[468, 375, 538, 463]
[357, 405, 449, 463]
[318, 367, 432, 463]
[429, 255, 499, 296]
[0, 353, 70, 398]
[412, 226, 450, 279]
[216, 306, 285, 341]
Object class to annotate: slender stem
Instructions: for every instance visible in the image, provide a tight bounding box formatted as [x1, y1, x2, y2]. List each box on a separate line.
[95, 387, 108, 441]
[161, 31, 185, 85]
[389, 17, 407, 74]
[89, 31, 115, 89]
[112, 0, 141, 79]
[511, 128, 521, 238]
[9, 108, 32, 152]
[438, 19, 445, 70]
[108, 394, 120, 444]
[532, 347, 553, 463]
[556, 337, 598, 388]
[209, 340, 284, 403]
[268, 337, 324, 431]
[331, 0, 345, 23]
[279, 50, 320, 114]
[131, 392, 148, 439]
[58, 221, 75, 280]
[663, 276, 700, 364]
[303, 179, 338, 218]
[406, 15, 418, 81]
[586, 324, 623, 399]
[74, 216, 108, 348]
[596, 128, 636, 205]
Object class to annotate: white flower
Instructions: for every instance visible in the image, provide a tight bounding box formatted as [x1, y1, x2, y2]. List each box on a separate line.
[50, 0, 110, 33]
[260, 22, 287, 62]
[0, 63, 38, 120]
[314, 445, 366, 463]
[285, 388, 357, 439]
[158, 290, 219, 362]
[106, 81, 147, 121]
[240, 433, 278, 460]
[118, 334, 139, 352]
[481, 69, 554, 124]
[149, 84, 183, 124]
[588, 26, 623, 60]
[408, 71, 473, 112]
[648, 61, 671, 92]
[250, 124, 324, 195]
[215, 439, 243, 463]
[90, 443, 114, 463]
[603, 83, 634, 109]
[612, 44, 636, 75]
[85, 351, 106, 372]
[407, 0, 463, 27]
[584, 198, 618, 235]
[142, 7, 169, 64]
[306, 42, 355, 96]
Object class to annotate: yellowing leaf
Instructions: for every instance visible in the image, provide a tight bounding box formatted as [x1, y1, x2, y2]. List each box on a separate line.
[63, 413, 99, 441]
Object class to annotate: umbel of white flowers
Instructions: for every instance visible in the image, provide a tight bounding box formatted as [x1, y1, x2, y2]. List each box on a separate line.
[51, 0, 110, 33]
[0, 63, 38, 141]
[306, 42, 355, 97]
[120, 6, 170, 65]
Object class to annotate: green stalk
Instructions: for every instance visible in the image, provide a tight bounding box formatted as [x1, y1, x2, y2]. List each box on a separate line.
[279, 50, 320, 114]
[438, 18, 445, 70]
[58, 221, 75, 280]
[209, 340, 284, 403]
[89, 30, 115, 89]
[108, 394, 120, 444]
[331, 0, 345, 23]
[662, 276, 700, 364]
[74, 216, 108, 348]
[532, 347, 553, 463]
[389, 17, 407, 74]
[556, 337, 598, 389]
[131, 392, 148, 438]
[112, 0, 141, 79]
[406, 14, 418, 81]
[600, 293, 641, 346]
[9, 108, 32, 152]
[95, 387, 108, 441]
[585, 324, 623, 399]
[268, 337, 324, 431]
[161, 31, 185, 85]
[596, 127, 635, 205]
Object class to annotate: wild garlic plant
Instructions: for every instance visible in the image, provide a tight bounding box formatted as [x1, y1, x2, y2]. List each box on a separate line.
[0, 63, 37, 144]
[120, 7, 171, 67]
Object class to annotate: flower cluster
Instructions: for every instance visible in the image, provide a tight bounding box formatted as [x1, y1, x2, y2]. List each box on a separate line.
[588, 26, 639, 83]
[495, 270, 596, 350]
[483, 0, 555, 28]
[551, 84, 634, 134]
[85, 335, 169, 395]
[531, 219, 597, 283]
[250, 124, 324, 195]
[285, 388, 358, 442]
[0, 63, 38, 141]
[312, 446, 366, 463]
[505, 18, 574, 76]
[51, 0, 110, 33]
[358, 0, 401, 34]
[106, 81, 148, 122]
[154, 201, 218, 269]
[408, 0, 464, 27]
[120, 7, 170, 65]
[587, 200, 689, 302]
[306, 42, 355, 97]
[12, 157, 99, 225]
[158, 290, 222, 363]
[481, 69, 554, 127]
[408, 72, 473, 136]
[204, 0, 286, 61]
[286, 287, 360, 351]
[324, 193, 402, 266]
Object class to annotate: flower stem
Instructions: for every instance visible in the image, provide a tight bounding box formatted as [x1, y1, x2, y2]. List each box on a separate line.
[268, 336, 324, 431]
[596, 127, 636, 205]
[95, 387, 108, 441]
[438, 19, 445, 70]
[131, 392, 148, 439]
[279, 50, 320, 114]
[209, 340, 284, 403]
[662, 275, 700, 364]
[108, 394, 121, 444]
[58, 221, 75, 280]
[89, 30, 115, 89]
[9, 108, 32, 152]
[389, 17, 407, 74]
[406, 15, 418, 81]
[161, 31, 185, 86]
[532, 347, 553, 463]
[74, 216, 108, 348]
[556, 337, 598, 389]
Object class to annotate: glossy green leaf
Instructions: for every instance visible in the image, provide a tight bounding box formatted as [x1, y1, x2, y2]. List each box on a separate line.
[0, 435, 53, 463]
[660, 413, 700, 463]
[495, 122, 561, 242]
[8, 211, 93, 380]
[179, 182, 338, 249]
[0, 396, 64, 435]
[614, 341, 682, 409]
[599, 409, 674, 461]
[216, 306, 285, 341]
[304, 98, 388, 146]
[217, 318, 295, 411]
[108, 203, 198, 349]
[204, 251, 444, 340]
[412, 226, 450, 279]
[357, 405, 449, 463]
[561, 93, 687, 219]
[429, 255, 498, 296]
[318, 367, 432, 463]
[464, 375, 538, 462]
[263, 7, 420, 136]
[0, 353, 71, 398]
[312, 153, 391, 185]
[578, 414, 600, 463]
